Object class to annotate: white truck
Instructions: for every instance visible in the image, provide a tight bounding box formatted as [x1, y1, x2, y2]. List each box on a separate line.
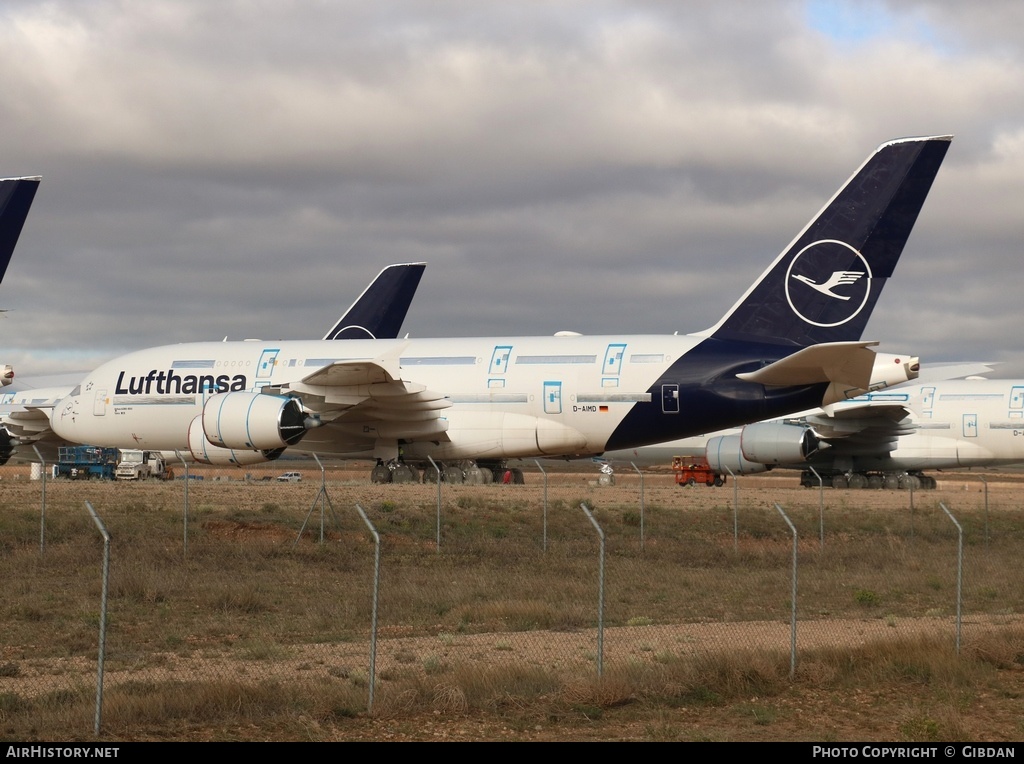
[116, 449, 172, 480]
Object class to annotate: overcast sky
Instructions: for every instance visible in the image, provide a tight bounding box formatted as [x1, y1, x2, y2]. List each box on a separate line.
[1, 0, 1023, 379]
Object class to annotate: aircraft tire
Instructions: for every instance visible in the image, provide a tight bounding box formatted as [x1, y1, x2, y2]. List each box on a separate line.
[848, 473, 868, 489]
[392, 464, 417, 484]
[371, 464, 392, 484]
[832, 475, 848, 489]
[899, 474, 921, 491]
[867, 475, 883, 490]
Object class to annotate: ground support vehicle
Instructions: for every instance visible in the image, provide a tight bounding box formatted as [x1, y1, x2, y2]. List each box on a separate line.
[673, 456, 725, 487]
[116, 449, 172, 480]
[55, 446, 119, 480]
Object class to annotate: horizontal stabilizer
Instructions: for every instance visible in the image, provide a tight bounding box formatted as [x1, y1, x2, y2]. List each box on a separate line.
[736, 341, 880, 387]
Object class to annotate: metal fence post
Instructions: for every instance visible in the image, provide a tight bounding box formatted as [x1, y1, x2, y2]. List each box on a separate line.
[631, 462, 645, 552]
[808, 466, 824, 550]
[174, 451, 190, 558]
[294, 454, 339, 545]
[85, 501, 110, 735]
[580, 502, 605, 677]
[980, 475, 990, 547]
[725, 466, 738, 551]
[427, 456, 441, 551]
[534, 460, 548, 552]
[774, 503, 797, 679]
[939, 502, 963, 654]
[32, 445, 46, 555]
[355, 504, 380, 714]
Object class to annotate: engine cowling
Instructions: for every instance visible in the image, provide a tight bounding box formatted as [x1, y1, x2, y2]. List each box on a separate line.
[738, 422, 821, 465]
[202, 392, 307, 451]
[188, 416, 284, 466]
[705, 434, 769, 475]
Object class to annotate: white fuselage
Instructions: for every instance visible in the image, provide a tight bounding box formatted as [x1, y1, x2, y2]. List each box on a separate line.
[50, 333, 708, 461]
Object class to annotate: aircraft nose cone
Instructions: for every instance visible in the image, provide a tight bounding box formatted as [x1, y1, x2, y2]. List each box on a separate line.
[49, 395, 79, 440]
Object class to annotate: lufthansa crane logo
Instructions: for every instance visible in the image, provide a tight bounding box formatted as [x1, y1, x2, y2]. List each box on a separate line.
[785, 239, 871, 327]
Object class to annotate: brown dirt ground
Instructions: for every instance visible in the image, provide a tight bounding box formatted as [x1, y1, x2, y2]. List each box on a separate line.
[6, 463, 1024, 741]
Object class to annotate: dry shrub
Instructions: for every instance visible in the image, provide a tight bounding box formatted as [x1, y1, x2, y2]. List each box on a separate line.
[561, 674, 634, 709]
[454, 599, 559, 632]
[432, 684, 468, 713]
[962, 625, 1024, 670]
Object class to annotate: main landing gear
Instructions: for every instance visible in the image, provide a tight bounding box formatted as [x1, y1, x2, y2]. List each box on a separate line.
[369, 459, 525, 485]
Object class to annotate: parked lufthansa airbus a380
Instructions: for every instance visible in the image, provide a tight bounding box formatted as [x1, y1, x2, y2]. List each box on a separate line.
[49, 136, 951, 478]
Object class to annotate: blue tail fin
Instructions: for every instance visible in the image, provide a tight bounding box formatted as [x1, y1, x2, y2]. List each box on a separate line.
[0, 176, 41, 286]
[706, 136, 951, 347]
[322, 262, 426, 340]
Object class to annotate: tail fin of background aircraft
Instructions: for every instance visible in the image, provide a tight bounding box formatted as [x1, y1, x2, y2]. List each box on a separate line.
[322, 262, 426, 340]
[0, 176, 41, 286]
[703, 136, 951, 347]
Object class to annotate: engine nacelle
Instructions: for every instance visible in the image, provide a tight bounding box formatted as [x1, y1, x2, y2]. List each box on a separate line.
[739, 422, 822, 465]
[705, 435, 769, 475]
[1, 365, 12, 387]
[202, 392, 307, 451]
[188, 415, 284, 466]
[867, 353, 919, 390]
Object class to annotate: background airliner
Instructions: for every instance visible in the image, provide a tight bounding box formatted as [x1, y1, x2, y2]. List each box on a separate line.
[0, 175, 41, 386]
[0, 262, 426, 463]
[48, 136, 950, 478]
[699, 376, 1024, 489]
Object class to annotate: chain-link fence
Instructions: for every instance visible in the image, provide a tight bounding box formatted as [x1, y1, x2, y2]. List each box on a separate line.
[1, 459, 1021, 735]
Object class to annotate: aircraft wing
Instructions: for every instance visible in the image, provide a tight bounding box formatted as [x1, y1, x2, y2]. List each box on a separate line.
[789, 399, 918, 458]
[3, 404, 57, 442]
[914, 361, 996, 383]
[279, 348, 452, 450]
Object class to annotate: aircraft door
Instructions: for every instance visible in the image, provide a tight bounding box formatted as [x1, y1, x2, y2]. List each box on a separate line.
[93, 389, 107, 416]
[602, 343, 625, 385]
[543, 381, 562, 415]
[962, 413, 978, 438]
[920, 386, 935, 417]
[490, 346, 512, 376]
[662, 384, 679, 414]
[256, 349, 280, 382]
[1010, 386, 1024, 418]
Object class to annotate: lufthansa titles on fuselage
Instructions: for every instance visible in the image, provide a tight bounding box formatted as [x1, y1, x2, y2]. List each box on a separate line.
[115, 370, 248, 396]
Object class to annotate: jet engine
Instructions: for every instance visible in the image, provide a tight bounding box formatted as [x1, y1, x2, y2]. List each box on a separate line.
[738, 422, 822, 465]
[201, 391, 308, 451]
[187, 415, 284, 466]
[705, 434, 769, 475]
[706, 422, 823, 475]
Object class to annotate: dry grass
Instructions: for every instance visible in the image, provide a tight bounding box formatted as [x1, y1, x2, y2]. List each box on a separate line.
[1, 464, 1023, 740]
